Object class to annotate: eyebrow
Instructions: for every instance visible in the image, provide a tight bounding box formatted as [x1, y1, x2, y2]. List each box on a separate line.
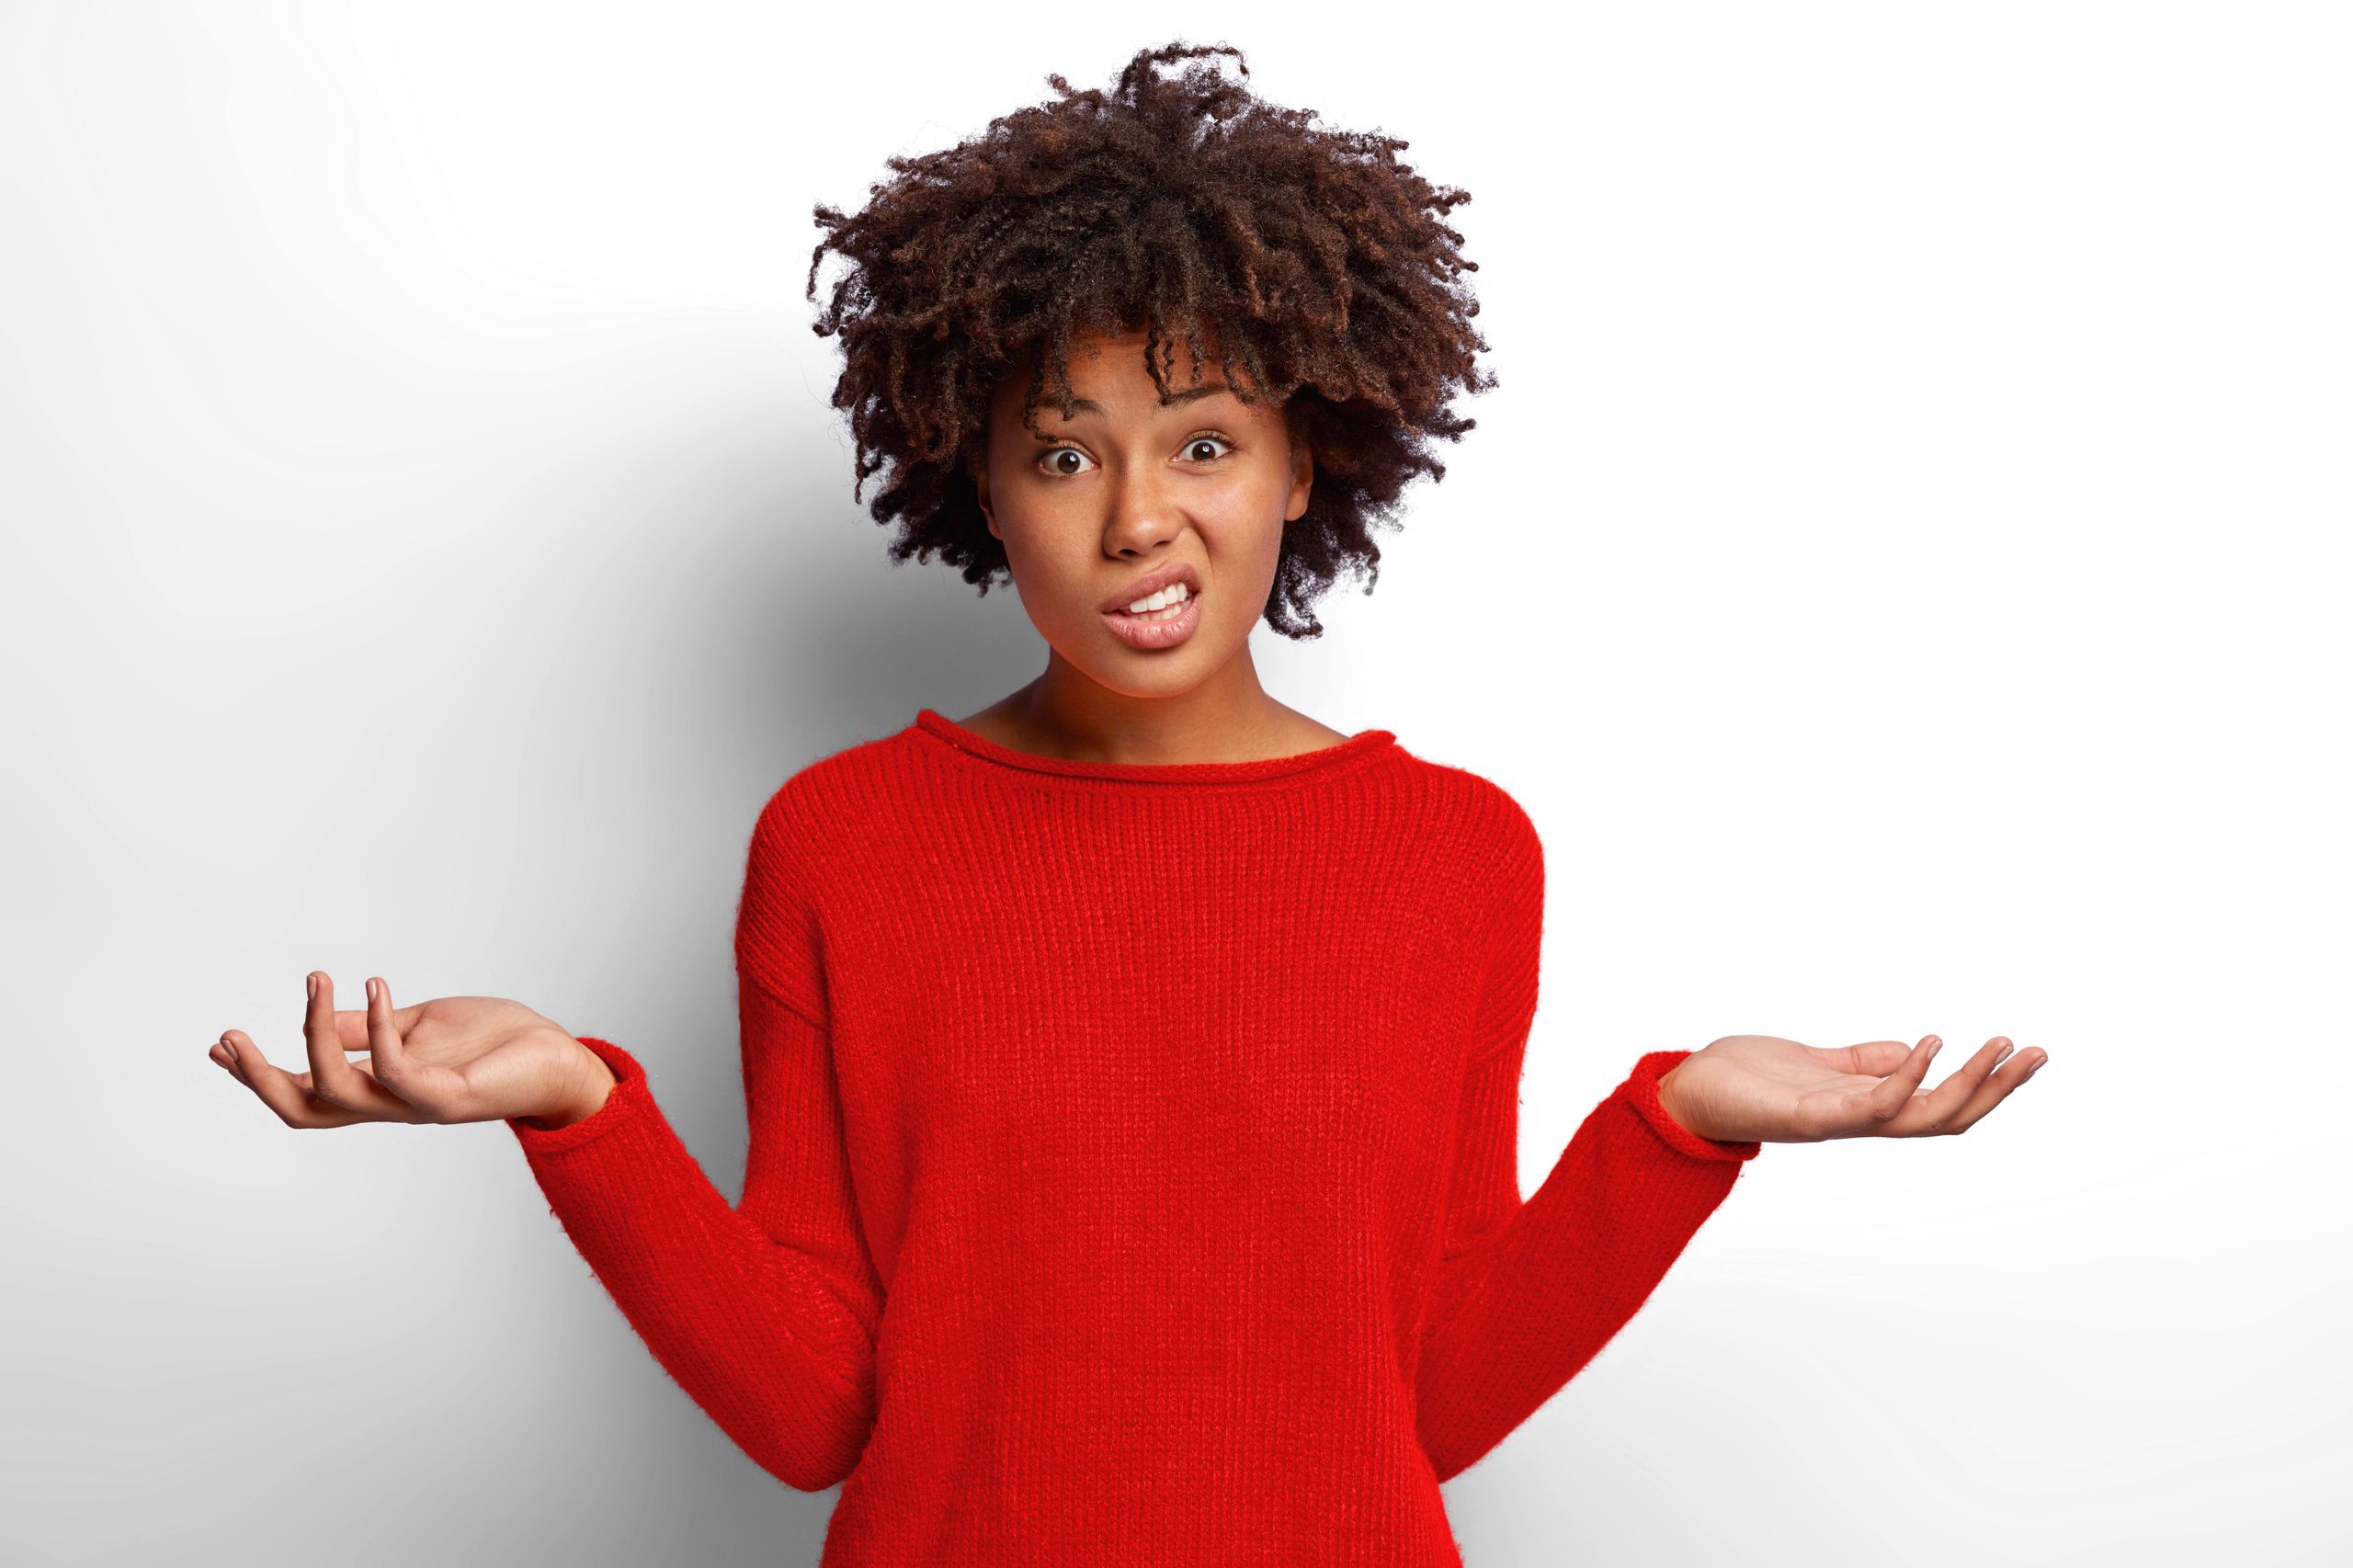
[1029, 383, 1233, 437]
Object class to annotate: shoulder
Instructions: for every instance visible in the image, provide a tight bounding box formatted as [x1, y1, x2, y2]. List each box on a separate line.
[734, 729, 918, 1013]
[755, 726, 918, 830]
[745, 726, 923, 883]
[1388, 747, 1544, 876]
[1395, 756, 1547, 991]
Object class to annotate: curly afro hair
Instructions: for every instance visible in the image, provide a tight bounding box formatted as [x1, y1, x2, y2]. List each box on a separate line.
[804, 39, 1498, 640]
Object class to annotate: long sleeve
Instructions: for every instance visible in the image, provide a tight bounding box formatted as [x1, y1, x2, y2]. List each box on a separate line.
[505, 813, 885, 1493]
[1414, 801, 1761, 1485]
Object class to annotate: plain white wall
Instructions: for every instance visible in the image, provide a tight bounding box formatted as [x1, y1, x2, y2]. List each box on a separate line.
[6, 2, 2347, 1563]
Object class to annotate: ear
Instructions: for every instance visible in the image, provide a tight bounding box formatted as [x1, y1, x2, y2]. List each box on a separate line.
[968, 445, 1001, 541]
[1284, 433, 1314, 524]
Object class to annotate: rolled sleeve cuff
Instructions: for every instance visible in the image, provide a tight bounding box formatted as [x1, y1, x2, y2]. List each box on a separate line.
[1620, 1049, 1763, 1164]
[505, 1035, 646, 1156]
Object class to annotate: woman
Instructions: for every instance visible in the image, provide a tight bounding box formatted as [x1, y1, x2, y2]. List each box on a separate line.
[204, 40, 2044, 1565]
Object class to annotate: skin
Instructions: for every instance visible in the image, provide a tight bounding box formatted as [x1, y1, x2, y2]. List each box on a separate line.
[1658, 1033, 2045, 1145]
[957, 323, 1347, 766]
[204, 324, 2048, 1138]
[207, 974, 603, 1131]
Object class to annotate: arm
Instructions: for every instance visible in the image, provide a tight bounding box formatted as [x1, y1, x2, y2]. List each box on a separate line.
[1414, 803, 1760, 1485]
[506, 812, 883, 1493]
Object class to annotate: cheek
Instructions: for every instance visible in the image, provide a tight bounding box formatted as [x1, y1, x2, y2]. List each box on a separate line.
[1199, 479, 1291, 570]
[995, 518, 1098, 628]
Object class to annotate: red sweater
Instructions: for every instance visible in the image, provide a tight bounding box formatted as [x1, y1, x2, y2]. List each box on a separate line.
[507, 708, 1759, 1564]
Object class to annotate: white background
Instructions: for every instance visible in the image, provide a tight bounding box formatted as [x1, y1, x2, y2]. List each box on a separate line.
[5, 2, 2347, 1563]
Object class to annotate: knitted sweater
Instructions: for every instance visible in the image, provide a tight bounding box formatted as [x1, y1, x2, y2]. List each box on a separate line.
[507, 708, 1760, 1565]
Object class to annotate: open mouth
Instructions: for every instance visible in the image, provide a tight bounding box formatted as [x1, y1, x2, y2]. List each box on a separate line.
[1100, 584, 1204, 648]
[1112, 596, 1197, 623]
[1108, 582, 1198, 621]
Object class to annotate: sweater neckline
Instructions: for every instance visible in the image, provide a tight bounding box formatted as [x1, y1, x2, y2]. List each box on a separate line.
[911, 708, 1398, 788]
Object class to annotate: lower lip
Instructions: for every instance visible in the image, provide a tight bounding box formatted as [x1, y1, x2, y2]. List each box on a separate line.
[1100, 591, 1204, 650]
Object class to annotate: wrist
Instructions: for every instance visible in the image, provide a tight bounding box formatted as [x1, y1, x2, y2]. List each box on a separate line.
[1655, 1060, 1694, 1133]
[1626, 1049, 1762, 1163]
[522, 1041, 618, 1131]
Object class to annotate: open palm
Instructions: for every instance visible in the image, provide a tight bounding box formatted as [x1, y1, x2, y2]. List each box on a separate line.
[1660, 1032, 2047, 1144]
[206, 972, 587, 1130]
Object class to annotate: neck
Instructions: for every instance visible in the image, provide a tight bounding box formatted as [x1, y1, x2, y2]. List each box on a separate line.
[972, 653, 1318, 767]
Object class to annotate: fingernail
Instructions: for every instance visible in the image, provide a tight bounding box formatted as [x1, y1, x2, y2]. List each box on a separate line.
[366, 978, 378, 1003]
[1925, 1036, 1941, 1051]
[307, 973, 319, 1001]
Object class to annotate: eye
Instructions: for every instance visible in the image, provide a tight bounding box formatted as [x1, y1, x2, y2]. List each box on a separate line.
[1033, 433, 1238, 478]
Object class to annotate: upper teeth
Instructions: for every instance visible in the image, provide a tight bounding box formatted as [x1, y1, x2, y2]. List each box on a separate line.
[1123, 582, 1192, 614]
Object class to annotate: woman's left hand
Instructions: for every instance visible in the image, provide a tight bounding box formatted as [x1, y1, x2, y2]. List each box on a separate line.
[1657, 1034, 2046, 1143]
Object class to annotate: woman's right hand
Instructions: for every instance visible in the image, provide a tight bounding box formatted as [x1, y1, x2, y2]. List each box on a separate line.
[207, 971, 615, 1131]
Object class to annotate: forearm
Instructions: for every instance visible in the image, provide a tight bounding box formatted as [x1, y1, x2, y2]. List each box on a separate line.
[1415, 1050, 1757, 1483]
[508, 1035, 879, 1492]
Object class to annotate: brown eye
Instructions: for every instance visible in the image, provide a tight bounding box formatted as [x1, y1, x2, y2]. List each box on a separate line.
[1186, 436, 1235, 463]
[1038, 447, 1094, 477]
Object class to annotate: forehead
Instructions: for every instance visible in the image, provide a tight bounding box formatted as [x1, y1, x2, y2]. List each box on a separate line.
[997, 325, 1238, 415]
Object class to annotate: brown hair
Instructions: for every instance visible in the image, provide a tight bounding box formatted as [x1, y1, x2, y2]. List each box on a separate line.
[805, 40, 1497, 639]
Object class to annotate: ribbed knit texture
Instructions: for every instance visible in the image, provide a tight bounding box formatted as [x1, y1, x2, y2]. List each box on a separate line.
[507, 708, 1760, 1565]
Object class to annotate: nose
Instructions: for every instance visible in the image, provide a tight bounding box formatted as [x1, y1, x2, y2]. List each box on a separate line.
[1100, 455, 1186, 555]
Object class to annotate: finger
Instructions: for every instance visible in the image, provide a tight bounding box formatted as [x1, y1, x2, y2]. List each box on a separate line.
[217, 1027, 376, 1129]
[313, 975, 426, 1121]
[1796, 1036, 1944, 1140]
[215, 1031, 256, 1089]
[303, 972, 369, 1109]
[1871, 1035, 1943, 1117]
[294, 974, 419, 1119]
[1938, 1041, 2050, 1134]
[1878, 1036, 2020, 1137]
[235, 1045, 395, 1092]
[358, 978, 438, 1122]
[1823, 1039, 1918, 1078]
[330, 993, 427, 1055]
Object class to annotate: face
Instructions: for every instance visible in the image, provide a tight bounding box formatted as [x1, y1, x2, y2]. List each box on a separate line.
[968, 325, 1313, 699]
